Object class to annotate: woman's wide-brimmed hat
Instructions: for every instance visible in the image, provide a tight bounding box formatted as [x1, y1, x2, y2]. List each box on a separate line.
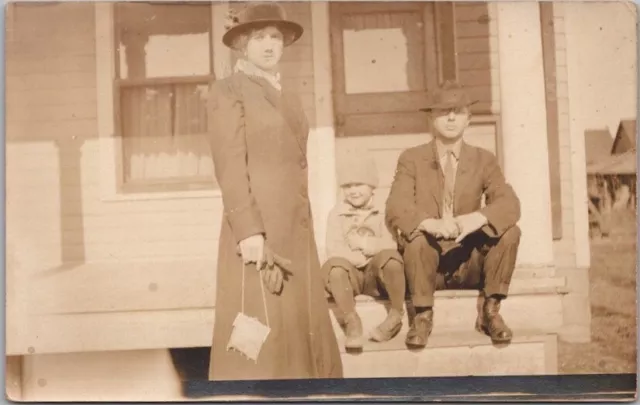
[419, 81, 478, 112]
[223, 3, 304, 49]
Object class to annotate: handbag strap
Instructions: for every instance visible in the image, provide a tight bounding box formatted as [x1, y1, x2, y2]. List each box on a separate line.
[240, 262, 270, 328]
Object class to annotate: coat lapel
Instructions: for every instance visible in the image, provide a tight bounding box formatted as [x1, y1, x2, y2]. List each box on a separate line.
[423, 141, 443, 215]
[242, 73, 307, 156]
[453, 141, 475, 215]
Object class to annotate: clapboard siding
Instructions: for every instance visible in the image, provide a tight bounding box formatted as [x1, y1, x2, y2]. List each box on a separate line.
[282, 3, 316, 125]
[6, 0, 317, 329]
[455, 2, 499, 113]
[7, 102, 97, 122]
[6, 122, 96, 143]
[30, 261, 217, 315]
[5, 4, 97, 273]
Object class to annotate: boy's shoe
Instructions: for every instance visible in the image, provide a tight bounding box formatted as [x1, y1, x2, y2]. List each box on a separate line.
[370, 308, 403, 342]
[344, 311, 364, 349]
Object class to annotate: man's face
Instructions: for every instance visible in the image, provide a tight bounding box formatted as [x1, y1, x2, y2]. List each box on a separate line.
[342, 183, 374, 208]
[431, 106, 471, 140]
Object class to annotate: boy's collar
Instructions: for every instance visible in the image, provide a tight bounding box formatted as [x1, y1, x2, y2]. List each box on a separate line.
[337, 199, 379, 215]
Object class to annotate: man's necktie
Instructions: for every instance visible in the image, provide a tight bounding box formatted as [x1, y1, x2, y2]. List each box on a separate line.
[443, 150, 455, 216]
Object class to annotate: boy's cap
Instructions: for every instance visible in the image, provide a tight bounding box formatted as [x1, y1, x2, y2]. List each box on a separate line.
[337, 153, 379, 188]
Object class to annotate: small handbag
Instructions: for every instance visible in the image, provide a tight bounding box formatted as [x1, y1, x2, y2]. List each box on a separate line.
[226, 263, 271, 363]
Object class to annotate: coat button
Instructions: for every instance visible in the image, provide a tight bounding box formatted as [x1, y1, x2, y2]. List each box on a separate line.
[300, 187, 308, 198]
[300, 159, 307, 169]
[301, 218, 308, 228]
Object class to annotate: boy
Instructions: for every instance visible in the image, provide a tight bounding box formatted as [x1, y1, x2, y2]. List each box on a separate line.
[322, 154, 406, 349]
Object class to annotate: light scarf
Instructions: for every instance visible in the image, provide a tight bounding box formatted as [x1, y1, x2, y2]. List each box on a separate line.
[234, 58, 282, 92]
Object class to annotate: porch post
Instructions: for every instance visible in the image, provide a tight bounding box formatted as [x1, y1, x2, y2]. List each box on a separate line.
[496, 3, 555, 267]
[309, 1, 337, 263]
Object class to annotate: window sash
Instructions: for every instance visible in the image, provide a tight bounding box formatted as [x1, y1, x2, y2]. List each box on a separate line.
[114, 76, 217, 189]
[113, 3, 217, 192]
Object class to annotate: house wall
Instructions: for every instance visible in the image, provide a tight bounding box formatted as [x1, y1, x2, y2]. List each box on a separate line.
[5, 1, 518, 347]
[6, 2, 316, 355]
[455, 2, 500, 114]
[7, 0, 595, 354]
[334, 3, 500, 257]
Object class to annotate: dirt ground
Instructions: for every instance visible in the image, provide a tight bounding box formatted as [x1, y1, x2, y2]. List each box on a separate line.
[558, 208, 637, 374]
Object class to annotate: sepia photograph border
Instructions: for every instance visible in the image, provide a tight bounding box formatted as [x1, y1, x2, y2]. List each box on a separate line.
[3, 0, 638, 401]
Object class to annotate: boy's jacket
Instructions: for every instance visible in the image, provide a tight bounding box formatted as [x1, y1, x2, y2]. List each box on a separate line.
[325, 200, 397, 268]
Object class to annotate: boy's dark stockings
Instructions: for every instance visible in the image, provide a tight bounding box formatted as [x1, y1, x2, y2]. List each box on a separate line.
[381, 259, 406, 313]
[328, 268, 355, 314]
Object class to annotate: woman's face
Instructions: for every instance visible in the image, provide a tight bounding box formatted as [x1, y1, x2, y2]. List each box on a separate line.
[245, 26, 284, 71]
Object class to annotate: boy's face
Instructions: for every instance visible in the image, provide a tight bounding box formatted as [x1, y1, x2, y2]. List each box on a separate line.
[431, 106, 471, 140]
[342, 183, 374, 208]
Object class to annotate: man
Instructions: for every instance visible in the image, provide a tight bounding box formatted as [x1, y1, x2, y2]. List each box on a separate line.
[385, 81, 521, 348]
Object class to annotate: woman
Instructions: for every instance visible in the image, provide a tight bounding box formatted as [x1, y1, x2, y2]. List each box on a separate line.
[206, 3, 344, 381]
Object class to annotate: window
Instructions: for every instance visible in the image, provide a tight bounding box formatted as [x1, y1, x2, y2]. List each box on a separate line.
[114, 2, 217, 193]
[330, 2, 457, 137]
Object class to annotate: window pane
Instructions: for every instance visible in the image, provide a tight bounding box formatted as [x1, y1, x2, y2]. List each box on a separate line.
[120, 82, 215, 183]
[342, 11, 425, 94]
[116, 3, 212, 79]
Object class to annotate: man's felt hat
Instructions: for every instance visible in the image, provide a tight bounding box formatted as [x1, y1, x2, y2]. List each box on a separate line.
[419, 81, 478, 112]
[223, 3, 304, 49]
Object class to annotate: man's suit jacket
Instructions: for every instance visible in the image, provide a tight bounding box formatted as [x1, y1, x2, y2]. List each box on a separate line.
[385, 140, 521, 241]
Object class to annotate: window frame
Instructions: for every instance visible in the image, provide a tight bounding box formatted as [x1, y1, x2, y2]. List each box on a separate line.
[329, 1, 458, 137]
[95, 2, 230, 201]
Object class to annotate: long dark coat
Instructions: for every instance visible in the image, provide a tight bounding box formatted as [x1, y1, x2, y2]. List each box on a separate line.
[206, 70, 343, 381]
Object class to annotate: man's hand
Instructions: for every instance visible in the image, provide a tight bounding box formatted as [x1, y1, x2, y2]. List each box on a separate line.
[238, 234, 265, 269]
[418, 218, 459, 240]
[440, 217, 461, 240]
[454, 212, 488, 243]
[418, 218, 442, 237]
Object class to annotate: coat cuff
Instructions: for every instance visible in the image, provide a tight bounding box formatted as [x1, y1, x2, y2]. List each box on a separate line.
[396, 212, 428, 240]
[226, 200, 266, 242]
[479, 207, 506, 238]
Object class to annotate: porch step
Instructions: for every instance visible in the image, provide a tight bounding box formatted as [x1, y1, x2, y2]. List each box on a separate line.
[336, 328, 558, 378]
[330, 276, 568, 334]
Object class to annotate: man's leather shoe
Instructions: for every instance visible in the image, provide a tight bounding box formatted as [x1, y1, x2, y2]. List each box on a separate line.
[405, 309, 433, 348]
[475, 296, 513, 343]
[344, 311, 364, 349]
